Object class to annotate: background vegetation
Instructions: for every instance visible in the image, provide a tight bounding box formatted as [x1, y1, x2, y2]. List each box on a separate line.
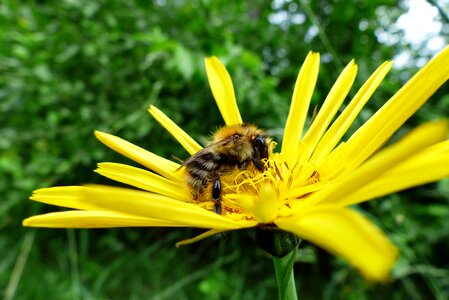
[1, 0, 449, 299]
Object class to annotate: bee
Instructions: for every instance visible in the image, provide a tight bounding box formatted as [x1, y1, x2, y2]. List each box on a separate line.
[183, 124, 271, 215]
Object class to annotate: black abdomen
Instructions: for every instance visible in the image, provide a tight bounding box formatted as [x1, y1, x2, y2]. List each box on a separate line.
[184, 150, 220, 198]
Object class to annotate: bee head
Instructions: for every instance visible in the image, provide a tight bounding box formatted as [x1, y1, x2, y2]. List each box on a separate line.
[252, 135, 270, 160]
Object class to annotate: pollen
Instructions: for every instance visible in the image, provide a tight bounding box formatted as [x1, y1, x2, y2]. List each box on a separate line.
[217, 147, 327, 223]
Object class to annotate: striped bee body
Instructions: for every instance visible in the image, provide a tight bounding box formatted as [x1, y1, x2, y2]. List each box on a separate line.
[183, 124, 271, 214]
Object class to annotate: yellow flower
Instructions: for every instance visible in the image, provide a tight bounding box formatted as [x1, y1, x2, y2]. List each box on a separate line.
[24, 47, 449, 282]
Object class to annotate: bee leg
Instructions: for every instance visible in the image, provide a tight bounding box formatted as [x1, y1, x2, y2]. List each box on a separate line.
[239, 160, 249, 170]
[252, 158, 264, 171]
[252, 147, 265, 170]
[213, 203, 222, 215]
[212, 175, 222, 215]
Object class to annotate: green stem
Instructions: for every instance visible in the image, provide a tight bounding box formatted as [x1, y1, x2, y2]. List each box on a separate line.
[272, 247, 298, 300]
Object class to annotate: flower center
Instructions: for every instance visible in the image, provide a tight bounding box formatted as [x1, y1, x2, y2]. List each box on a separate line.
[213, 149, 329, 220]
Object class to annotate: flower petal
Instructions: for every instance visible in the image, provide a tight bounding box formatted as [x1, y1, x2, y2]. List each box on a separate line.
[23, 211, 181, 228]
[148, 105, 203, 155]
[275, 207, 398, 281]
[312, 61, 393, 163]
[30, 185, 257, 230]
[339, 149, 449, 206]
[302, 60, 358, 160]
[205, 56, 243, 125]
[254, 184, 278, 224]
[95, 162, 191, 201]
[30, 186, 99, 210]
[281, 52, 320, 159]
[421, 139, 449, 154]
[176, 229, 228, 246]
[94, 131, 182, 181]
[229, 184, 278, 223]
[342, 45, 449, 172]
[303, 120, 449, 208]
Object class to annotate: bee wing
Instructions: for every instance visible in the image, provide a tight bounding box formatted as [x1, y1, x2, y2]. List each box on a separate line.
[181, 146, 212, 166]
[181, 138, 230, 166]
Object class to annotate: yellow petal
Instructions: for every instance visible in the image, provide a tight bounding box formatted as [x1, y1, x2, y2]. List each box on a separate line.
[275, 207, 398, 281]
[303, 121, 449, 208]
[312, 61, 393, 163]
[95, 162, 191, 201]
[30, 186, 100, 210]
[339, 151, 449, 206]
[94, 131, 182, 181]
[229, 194, 258, 213]
[205, 56, 243, 125]
[420, 139, 449, 155]
[30, 185, 256, 230]
[282, 135, 303, 169]
[302, 60, 358, 160]
[285, 180, 330, 201]
[342, 45, 449, 172]
[281, 52, 320, 158]
[23, 211, 182, 228]
[176, 229, 228, 247]
[253, 184, 278, 224]
[148, 105, 203, 155]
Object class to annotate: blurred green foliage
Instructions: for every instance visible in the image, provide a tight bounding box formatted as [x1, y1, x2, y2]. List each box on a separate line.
[1, 0, 449, 299]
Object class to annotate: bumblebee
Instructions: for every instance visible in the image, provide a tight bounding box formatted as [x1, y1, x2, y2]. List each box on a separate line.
[183, 124, 271, 214]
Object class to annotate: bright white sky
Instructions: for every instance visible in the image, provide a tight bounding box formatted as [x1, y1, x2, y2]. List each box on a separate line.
[394, 0, 446, 66]
[397, 0, 444, 50]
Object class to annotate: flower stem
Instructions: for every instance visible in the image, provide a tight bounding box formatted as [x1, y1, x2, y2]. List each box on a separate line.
[272, 247, 298, 300]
